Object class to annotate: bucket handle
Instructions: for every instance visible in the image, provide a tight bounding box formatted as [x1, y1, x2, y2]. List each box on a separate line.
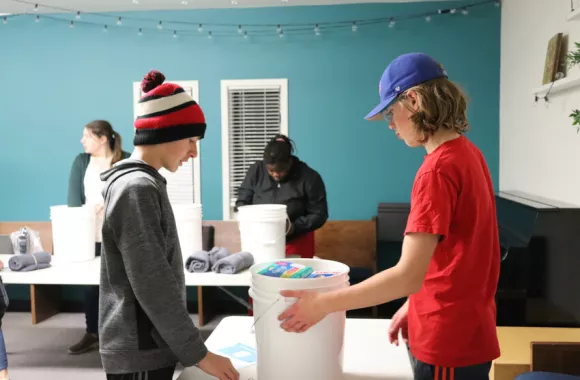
[240, 214, 292, 246]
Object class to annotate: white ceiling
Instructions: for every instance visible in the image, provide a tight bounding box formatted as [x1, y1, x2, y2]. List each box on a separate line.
[0, 0, 456, 14]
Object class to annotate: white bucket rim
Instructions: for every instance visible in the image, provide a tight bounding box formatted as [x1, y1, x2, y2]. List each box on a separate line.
[237, 204, 287, 212]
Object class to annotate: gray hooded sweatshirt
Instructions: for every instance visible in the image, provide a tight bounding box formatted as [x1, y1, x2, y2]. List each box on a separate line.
[98, 159, 207, 374]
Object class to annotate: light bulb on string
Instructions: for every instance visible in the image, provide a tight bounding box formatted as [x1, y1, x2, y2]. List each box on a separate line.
[314, 24, 320, 36]
[138, 28, 143, 36]
[76, 11, 81, 19]
[2, 17, 7, 25]
[33, 4, 38, 12]
[35, 15, 40, 23]
[69, 20, 74, 28]
[158, 21, 163, 29]
[425, 15, 431, 22]
[244, 31, 248, 39]
[388, 19, 396, 28]
[351, 21, 357, 32]
[103, 25, 108, 32]
[279, 30, 284, 38]
[238, 25, 243, 34]
[173, 30, 178, 38]
[198, 24, 203, 32]
[461, 8, 469, 15]
[117, 17, 122, 25]
[276, 24, 282, 33]
[208, 31, 212, 39]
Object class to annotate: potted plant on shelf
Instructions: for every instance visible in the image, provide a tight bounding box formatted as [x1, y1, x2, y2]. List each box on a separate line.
[570, 109, 580, 132]
[566, 42, 580, 68]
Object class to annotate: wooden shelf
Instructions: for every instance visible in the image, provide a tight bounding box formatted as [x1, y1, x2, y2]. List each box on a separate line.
[568, 8, 580, 21]
[532, 75, 580, 96]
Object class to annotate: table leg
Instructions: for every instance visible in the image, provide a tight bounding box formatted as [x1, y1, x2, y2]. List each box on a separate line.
[197, 286, 216, 327]
[30, 284, 61, 324]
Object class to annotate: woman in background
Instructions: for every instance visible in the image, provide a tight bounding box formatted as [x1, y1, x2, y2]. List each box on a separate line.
[236, 134, 328, 259]
[67, 120, 129, 355]
[0, 261, 9, 380]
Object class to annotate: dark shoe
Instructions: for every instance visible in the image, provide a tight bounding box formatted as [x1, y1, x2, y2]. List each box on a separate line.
[68, 333, 98, 355]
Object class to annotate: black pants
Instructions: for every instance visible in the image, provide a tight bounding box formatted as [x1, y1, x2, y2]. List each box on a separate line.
[106, 365, 176, 380]
[85, 243, 101, 334]
[409, 350, 491, 380]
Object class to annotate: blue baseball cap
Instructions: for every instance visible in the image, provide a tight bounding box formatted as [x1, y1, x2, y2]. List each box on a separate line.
[365, 52, 448, 121]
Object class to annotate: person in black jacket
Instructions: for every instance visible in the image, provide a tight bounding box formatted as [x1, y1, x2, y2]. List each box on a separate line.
[235, 134, 328, 258]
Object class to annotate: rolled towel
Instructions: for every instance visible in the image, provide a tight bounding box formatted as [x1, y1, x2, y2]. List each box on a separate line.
[9, 252, 52, 272]
[212, 252, 254, 274]
[185, 251, 210, 273]
[208, 247, 230, 266]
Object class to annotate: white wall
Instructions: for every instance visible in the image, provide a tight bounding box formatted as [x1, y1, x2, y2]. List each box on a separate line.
[501, 0, 580, 205]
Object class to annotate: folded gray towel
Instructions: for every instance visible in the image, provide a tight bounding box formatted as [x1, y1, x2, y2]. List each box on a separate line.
[212, 252, 254, 274]
[208, 247, 230, 266]
[9, 252, 52, 272]
[185, 251, 210, 273]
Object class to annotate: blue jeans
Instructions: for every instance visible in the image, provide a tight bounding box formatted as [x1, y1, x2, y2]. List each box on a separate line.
[0, 328, 8, 371]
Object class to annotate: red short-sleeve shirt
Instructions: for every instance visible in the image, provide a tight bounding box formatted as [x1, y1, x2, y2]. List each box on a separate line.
[405, 135, 501, 367]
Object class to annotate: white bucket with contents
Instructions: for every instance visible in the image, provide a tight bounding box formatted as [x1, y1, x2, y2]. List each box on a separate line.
[249, 258, 350, 380]
[50, 205, 96, 263]
[237, 204, 288, 264]
[172, 203, 203, 263]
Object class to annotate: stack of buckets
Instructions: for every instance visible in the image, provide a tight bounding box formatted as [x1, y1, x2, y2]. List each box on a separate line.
[238, 204, 349, 380]
[50, 205, 97, 263]
[172, 203, 203, 264]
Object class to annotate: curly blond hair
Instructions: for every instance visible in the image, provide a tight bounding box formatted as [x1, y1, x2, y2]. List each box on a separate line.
[399, 77, 469, 143]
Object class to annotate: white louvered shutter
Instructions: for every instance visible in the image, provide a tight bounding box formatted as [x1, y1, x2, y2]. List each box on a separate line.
[132, 80, 202, 205]
[221, 79, 288, 220]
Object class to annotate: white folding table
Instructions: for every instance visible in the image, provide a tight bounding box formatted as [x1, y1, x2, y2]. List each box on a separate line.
[0, 254, 251, 325]
[179, 316, 414, 380]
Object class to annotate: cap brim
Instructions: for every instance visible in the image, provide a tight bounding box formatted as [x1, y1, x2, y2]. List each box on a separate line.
[364, 94, 397, 121]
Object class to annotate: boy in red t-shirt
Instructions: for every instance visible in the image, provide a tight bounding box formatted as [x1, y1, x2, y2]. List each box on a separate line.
[278, 52, 501, 380]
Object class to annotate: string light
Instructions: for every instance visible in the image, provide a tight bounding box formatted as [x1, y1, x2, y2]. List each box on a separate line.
[3, 0, 498, 40]
[138, 28, 143, 36]
[173, 30, 178, 38]
[103, 24, 108, 32]
[208, 31, 212, 39]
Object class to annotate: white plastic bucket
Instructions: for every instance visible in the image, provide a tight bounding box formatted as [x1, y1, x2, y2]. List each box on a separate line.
[49, 205, 96, 263]
[237, 204, 288, 264]
[173, 203, 203, 263]
[249, 258, 350, 380]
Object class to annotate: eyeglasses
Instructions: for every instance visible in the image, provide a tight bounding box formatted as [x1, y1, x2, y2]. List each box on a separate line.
[383, 109, 394, 125]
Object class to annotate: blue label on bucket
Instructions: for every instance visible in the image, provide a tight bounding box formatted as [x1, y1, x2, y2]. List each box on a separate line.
[218, 343, 257, 364]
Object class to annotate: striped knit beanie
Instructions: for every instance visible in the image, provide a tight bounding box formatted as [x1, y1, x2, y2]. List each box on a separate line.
[134, 70, 206, 146]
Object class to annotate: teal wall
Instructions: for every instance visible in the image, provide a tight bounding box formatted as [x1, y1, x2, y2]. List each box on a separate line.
[0, 1, 500, 303]
[0, 1, 501, 222]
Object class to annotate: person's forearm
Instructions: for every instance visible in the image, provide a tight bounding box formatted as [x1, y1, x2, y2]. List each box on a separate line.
[321, 266, 418, 313]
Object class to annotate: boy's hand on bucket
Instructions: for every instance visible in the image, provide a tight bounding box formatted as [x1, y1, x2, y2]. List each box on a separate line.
[388, 300, 409, 346]
[277, 290, 327, 333]
[197, 351, 240, 380]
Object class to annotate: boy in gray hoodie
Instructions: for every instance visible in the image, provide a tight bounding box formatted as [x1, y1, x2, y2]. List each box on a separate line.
[99, 70, 239, 380]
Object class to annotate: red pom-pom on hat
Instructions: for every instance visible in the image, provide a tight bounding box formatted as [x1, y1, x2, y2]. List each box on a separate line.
[141, 70, 166, 93]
